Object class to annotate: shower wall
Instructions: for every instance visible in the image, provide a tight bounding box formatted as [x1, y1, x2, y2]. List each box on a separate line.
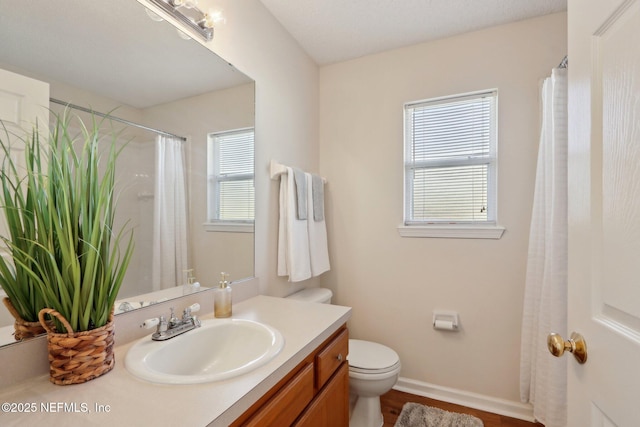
[115, 138, 156, 299]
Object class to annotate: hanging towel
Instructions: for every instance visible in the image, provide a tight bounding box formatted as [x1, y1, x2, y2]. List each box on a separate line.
[306, 172, 330, 277]
[292, 168, 307, 220]
[277, 167, 312, 282]
[312, 174, 324, 221]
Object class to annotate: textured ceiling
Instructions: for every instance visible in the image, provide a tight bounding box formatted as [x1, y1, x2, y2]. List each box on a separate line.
[258, 0, 567, 65]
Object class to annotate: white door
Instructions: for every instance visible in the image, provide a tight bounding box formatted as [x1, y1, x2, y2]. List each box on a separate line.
[0, 69, 49, 264]
[567, 0, 640, 425]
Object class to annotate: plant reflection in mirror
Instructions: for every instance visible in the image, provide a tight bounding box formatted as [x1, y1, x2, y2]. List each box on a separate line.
[0, 110, 134, 332]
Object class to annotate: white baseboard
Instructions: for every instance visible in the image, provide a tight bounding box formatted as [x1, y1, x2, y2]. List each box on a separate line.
[393, 377, 536, 423]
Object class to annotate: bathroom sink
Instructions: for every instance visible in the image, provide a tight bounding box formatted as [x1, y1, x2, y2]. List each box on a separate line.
[125, 318, 285, 384]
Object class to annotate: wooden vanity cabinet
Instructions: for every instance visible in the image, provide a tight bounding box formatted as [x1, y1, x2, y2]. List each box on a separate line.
[232, 325, 349, 427]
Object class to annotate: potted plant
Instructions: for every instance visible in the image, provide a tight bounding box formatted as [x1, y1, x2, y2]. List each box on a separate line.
[0, 109, 134, 384]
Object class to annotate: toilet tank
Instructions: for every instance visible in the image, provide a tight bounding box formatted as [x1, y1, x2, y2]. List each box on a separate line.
[286, 288, 333, 304]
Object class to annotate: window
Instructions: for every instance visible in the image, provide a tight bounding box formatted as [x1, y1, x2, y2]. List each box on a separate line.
[206, 128, 254, 232]
[400, 90, 504, 239]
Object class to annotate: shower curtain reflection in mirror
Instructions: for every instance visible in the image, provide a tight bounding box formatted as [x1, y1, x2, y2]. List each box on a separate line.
[151, 135, 189, 291]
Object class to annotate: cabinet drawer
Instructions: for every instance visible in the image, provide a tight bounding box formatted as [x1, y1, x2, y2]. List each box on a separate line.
[244, 363, 314, 427]
[315, 328, 348, 389]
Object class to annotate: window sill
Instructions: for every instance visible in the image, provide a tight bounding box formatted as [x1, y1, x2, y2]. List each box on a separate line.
[203, 222, 254, 233]
[397, 224, 505, 239]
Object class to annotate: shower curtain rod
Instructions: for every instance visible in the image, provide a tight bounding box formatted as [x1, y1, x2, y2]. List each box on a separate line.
[49, 98, 187, 142]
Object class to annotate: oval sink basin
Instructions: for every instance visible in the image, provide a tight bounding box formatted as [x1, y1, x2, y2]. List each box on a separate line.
[125, 318, 285, 384]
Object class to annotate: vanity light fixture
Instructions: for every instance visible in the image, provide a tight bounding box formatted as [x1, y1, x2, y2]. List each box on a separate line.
[147, 0, 217, 41]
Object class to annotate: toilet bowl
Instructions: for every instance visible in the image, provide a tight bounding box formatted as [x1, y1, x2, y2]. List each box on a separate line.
[348, 339, 401, 427]
[286, 288, 401, 427]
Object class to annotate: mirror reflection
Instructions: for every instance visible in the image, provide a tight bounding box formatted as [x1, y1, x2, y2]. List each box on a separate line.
[0, 0, 255, 346]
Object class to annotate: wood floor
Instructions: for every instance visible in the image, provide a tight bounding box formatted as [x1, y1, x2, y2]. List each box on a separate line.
[381, 389, 544, 427]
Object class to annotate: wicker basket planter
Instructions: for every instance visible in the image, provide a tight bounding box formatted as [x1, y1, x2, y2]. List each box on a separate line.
[2, 297, 49, 341]
[38, 308, 115, 385]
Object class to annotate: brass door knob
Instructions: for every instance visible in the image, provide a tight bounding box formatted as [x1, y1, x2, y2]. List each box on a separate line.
[547, 332, 587, 364]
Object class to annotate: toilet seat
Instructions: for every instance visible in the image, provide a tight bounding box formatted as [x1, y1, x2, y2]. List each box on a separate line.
[349, 361, 401, 375]
[348, 339, 400, 374]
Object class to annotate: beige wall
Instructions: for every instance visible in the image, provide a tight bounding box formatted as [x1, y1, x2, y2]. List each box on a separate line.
[318, 13, 567, 401]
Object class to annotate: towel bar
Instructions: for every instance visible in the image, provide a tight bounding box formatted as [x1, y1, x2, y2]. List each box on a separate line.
[269, 160, 327, 183]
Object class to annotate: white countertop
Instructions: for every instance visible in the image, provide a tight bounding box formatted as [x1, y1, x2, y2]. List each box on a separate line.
[0, 295, 351, 427]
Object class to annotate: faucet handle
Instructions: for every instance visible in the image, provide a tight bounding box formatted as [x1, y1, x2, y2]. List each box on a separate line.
[183, 303, 200, 318]
[141, 317, 160, 329]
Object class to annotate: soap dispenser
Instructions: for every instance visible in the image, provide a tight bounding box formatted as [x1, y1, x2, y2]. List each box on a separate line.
[214, 272, 232, 318]
[183, 269, 201, 295]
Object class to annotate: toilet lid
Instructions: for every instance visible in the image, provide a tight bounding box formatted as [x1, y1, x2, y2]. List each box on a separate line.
[348, 339, 399, 370]
[286, 288, 333, 303]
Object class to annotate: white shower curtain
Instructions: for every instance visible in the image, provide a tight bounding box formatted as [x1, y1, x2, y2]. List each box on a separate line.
[152, 135, 189, 291]
[520, 68, 568, 427]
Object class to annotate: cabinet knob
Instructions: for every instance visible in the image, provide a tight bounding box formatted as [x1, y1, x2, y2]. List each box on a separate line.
[337, 353, 343, 362]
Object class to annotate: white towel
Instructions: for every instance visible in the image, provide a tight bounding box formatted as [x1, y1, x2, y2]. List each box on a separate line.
[306, 172, 330, 277]
[277, 167, 312, 282]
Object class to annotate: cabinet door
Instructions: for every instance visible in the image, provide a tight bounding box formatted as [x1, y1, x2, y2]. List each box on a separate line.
[244, 363, 314, 427]
[294, 363, 349, 427]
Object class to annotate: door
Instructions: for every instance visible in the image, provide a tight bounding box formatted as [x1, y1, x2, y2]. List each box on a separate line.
[567, 0, 640, 425]
[0, 68, 50, 257]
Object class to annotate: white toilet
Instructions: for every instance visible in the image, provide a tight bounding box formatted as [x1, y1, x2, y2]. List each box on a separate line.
[286, 288, 401, 427]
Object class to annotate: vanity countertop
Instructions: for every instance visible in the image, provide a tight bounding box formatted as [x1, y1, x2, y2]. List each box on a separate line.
[0, 295, 352, 426]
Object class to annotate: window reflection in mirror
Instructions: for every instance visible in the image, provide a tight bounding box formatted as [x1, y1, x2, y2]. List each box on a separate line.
[207, 128, 256, 226]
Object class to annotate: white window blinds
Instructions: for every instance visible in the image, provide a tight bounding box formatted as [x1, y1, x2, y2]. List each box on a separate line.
[208, 128, 255, 222]
[404, 90, 497, 224]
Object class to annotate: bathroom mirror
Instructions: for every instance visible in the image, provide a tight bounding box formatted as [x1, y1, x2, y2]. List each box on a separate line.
[0, 0, 255, 346]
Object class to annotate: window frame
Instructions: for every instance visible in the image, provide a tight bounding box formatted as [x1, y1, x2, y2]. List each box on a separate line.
[399, 89, 505, 239]
[205, 127, 255, 233]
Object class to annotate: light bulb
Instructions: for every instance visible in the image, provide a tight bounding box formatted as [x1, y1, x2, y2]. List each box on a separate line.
[204, 8, 225, 28]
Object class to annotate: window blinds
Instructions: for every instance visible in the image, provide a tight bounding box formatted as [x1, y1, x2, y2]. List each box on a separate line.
[404, 90, 497, 224]
[209, 129, 255, 222]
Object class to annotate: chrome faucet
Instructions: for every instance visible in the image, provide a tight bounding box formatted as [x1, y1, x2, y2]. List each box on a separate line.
[141, 303, 201, 341]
